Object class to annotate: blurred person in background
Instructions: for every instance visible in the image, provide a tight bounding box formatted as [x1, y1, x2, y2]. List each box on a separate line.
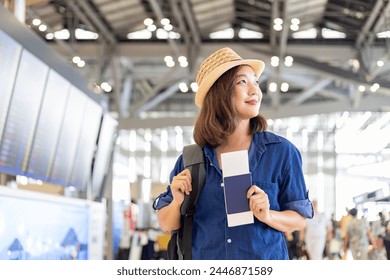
[344, 208, 375, 260]
[339, 206, 352, 259]
[383, 215, 390, 260]
[300, 199, 331, 260]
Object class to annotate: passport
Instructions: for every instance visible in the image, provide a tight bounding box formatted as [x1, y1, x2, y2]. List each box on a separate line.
[221, 150, 254, 227]
[223, 173, 252, 214]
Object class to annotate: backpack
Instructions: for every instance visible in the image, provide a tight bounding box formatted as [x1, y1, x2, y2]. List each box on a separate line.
[166, 144, 206, 260]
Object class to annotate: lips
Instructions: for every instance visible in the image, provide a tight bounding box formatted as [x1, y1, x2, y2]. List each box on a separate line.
[245, 99, 258, 105]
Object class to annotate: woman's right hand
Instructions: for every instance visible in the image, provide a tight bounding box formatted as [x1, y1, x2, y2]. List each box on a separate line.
[170, 169, 192, 205]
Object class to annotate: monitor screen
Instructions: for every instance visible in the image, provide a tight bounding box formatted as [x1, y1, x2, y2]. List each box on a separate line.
[0, 30, 22, 142]
[25, 69, 71, 181]
[68, 99, 103, 190]
[49, 86, 87, 186]
[0, 49, 48, 175]
[91, 114, 118, 200]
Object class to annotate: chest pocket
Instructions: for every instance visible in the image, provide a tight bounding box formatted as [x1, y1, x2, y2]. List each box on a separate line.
[253, 181, 280, 211]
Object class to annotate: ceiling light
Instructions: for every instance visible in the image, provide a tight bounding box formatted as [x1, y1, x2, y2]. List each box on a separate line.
[178, 56, 188, 67]
[45, 33, 54, 40]
[370, 83, 380, 92]
[322, 28, 346, 39]
[273, 24, 282, 31]
[144, 18, 153, 26]
[238, 28, 263, 39]
[269, 82, 277, 92]
[274, 18, 283, 25]
[166, 60, 175, 67]
[168, 31, 180, 39]
[271, 56, 279, 67]
[147, 24, 157, 32]
[291, 18, 300, 25]
[292, 28, 317, 39]
[32, 18, 41, 26]
[179, 61, 188, 67]
[54, 29, 70, 40]
[179, 82, 188, 92]
[38, 24, 47, 32]
[178, 56, 187, 63]
[75, 28, 99, 40]
[127, 29, 152, 39]
[376, 31, 390, 38]
[164, 56, 173, 63]
[209, 28, 234, 39]
[284, 56, 293, 67]
[101, 82, 112, 92]
[72, 56, 81, 63]
[156, 28, 168, 39]
[190, 82, 198, 92]
[77, 60, 85, 68]
[377, 60, 384, 67]
[160, 18, 170, 26]
[164, 24, 173, 31]
[280, 82, 289, 92]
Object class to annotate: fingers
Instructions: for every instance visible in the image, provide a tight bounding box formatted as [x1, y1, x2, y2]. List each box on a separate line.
[247, 185, 270, 213]
[246, 185, 263, 198]
[171, 169, 192, 195]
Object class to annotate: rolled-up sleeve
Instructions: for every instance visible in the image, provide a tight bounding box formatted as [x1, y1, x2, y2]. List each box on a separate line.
[282, 196, 313, 218]
[152, 188, 173, 210]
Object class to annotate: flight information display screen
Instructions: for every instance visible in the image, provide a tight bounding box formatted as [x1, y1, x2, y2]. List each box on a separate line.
[0, 30, 22, 147]
[0, 49, 48, 175]
[25, 69, 71, 181]
[68, 99, 103, 190]
[91, 114, 117, 200]
[49, 86, 87, 187]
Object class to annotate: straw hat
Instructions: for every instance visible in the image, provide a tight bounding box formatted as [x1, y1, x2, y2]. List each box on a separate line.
[195, 47, 265, 108]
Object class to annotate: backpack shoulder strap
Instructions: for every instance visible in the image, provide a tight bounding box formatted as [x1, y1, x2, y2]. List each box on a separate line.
[180, 144, 206, 216]
[179, 144, 205, 260]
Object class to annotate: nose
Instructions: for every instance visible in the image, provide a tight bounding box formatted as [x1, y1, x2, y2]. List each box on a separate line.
[249, 81, 261, 95]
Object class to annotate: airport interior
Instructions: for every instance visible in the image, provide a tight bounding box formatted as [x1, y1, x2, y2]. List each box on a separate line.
[0, 0, 389, 261]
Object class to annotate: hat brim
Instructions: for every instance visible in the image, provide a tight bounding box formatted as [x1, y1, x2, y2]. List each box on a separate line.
[195, 59, 265, 108]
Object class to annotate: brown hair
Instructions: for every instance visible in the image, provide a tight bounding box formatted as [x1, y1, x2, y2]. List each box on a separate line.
[193, 65, 268, 147]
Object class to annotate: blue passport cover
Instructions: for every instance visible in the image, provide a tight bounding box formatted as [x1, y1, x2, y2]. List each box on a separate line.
[223, 173, 252, 214]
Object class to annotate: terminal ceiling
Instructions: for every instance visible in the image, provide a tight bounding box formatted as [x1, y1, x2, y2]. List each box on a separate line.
[24, 0, 390, 131]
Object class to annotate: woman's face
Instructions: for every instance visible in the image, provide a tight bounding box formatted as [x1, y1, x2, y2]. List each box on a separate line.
[233, 65, 262, 120]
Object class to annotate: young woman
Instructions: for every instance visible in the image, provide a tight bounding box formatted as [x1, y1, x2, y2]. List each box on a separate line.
[153, 47, 313, 259]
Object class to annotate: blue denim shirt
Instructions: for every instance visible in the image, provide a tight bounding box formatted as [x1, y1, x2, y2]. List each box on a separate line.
[153, 131, 313, 259]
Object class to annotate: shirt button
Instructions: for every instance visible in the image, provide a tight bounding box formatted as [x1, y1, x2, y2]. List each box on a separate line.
[227, 239, 232, 243]
[220, 182, 224, 187]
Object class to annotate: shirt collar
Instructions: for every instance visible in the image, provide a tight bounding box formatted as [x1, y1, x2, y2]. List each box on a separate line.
[203, 131, 281, 173]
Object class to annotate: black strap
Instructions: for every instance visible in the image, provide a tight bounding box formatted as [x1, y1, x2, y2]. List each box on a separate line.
[180, 144, 205, 215]
[179, 144, 205, 260]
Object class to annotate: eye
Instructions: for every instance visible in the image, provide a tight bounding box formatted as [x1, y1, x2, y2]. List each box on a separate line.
[237, 79, 247, 84]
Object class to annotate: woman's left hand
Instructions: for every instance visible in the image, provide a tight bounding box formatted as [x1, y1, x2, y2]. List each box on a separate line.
[247, 185, 271, 223]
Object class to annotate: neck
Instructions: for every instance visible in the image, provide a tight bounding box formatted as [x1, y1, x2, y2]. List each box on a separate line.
[218, 121, 252, 153]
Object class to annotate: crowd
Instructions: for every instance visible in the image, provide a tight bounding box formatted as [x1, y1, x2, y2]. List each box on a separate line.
[285, 203, 390, 260]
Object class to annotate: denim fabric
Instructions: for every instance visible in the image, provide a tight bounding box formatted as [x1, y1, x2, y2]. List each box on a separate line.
[153, 131, 313, 259]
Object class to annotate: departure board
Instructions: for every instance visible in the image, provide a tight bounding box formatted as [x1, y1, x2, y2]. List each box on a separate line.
[0, 49, 48, 175]
[49, 86, 87, 186]
[91, 114, 117, 200]
[68, 99, 103, 190]
[0, 30, 22, 145]
[25, 69, 71, 180]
